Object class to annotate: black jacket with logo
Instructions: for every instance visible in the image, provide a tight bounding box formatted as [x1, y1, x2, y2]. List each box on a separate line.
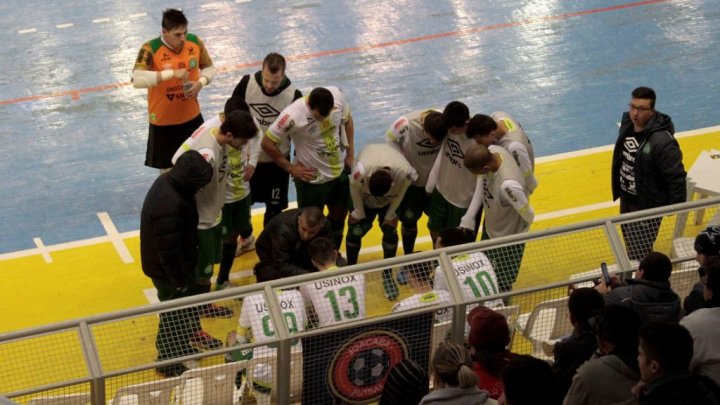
[611, 111, 686, 210]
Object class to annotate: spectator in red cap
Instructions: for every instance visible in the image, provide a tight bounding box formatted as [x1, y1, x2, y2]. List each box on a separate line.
[467, 305, 517, 400]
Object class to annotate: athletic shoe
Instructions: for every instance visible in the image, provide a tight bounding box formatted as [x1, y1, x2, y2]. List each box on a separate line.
[189, 331, 223, 351]
[396, 267, 408, 285]
[199, 303, 234, 318]
[382, 270, 399, 301]
[155, 363, 188, 378]
[215, 280, 235, 291]
[235, 235, 256, 256]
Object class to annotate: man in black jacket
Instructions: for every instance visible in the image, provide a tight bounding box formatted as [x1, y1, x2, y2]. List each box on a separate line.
[611, 87, 686, 261]
[140, 150, 213, 377]
[253, 206, 332, 282]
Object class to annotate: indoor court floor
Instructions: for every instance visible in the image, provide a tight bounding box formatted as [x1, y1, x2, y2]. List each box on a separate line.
[0, 0, 719, 333]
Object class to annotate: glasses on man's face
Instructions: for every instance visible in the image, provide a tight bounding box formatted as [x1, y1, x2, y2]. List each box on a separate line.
[629, 103, 653, 112]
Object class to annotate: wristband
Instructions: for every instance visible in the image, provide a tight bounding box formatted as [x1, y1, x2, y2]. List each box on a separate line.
[199, 76, 209, 87]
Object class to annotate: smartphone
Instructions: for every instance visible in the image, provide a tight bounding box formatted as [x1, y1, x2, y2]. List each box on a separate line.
[600, 262, 611, 285]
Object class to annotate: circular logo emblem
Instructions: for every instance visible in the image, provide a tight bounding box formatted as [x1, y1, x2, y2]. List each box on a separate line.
[328, 330, 408, 403]
[189, 58, 198, 69]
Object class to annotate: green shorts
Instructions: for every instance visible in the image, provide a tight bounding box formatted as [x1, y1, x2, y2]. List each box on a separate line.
[196, 225, 222, 281]
[397, 185, 431, 224]
[221, 196, 253, 238]
[427, 189, 468, 232]
[294, 169, 350, 210]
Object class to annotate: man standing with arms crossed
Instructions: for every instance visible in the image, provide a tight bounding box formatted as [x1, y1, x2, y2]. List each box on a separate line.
[263, 86, 354, 249]
[132, 8, 216, 170]
[232, 53, 303, 227]
[611, 87, 686, 261]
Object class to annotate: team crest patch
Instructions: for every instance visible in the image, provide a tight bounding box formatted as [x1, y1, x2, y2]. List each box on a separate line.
[327, 330, 409, 403]
[188, 58, 198, 69]
[642, 143, 652, 154]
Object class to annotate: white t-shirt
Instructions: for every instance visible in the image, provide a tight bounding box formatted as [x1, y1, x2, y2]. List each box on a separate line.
[300, 272, 366, 327]
[392, 290, 452, 323]
[266, 86, 350, 184]
[434, 252, 504, 308]
[385, 109, 443, 187]
[238, 290, 306, 355]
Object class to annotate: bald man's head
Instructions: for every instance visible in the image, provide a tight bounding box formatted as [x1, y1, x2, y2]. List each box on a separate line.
[464, 144, 494, 174]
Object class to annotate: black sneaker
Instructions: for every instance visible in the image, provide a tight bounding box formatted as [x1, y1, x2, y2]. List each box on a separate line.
[155, 363, 188, 378]
[189, 331, 223, 350]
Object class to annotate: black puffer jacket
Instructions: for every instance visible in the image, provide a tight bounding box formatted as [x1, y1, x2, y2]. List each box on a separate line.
[140, 150, 212, 287]
[604, 278, 681, 324]
[254, 208, 331, 282]
[611, 111, 686, 210]
[640, 370, 720, 405]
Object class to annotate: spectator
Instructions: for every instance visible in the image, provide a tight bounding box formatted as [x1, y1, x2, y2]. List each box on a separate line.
[632, 322, 720, 404]
[253, 207, 331, 282]
[680, 257, 720, 384]
[553, 288, 606, 398]
[132, 8, 215, 170]
[563, 305, 641, 405]
[467, 305, 516, 400]
[140, 150, 212, 377]
[597, 251, 681, 324]
[611, 86, 686, 261]
[683, 225, 720, 314]
[501, 355, 560, 405]
[380, 359, 429, 405]
[419, 341, 496, 405]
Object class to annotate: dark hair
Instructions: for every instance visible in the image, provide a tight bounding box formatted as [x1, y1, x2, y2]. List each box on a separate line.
[369, 169, 392, 196]
[379, 359, 429, 405]
[431, 342, 478, 388]
[308, 88, 334, 118]
[224, 96, 250, 115]
[161, 9, 188, 31]
[639, 322, 693, 373]
[568, 288, 605, 328]
[502, 355, 560, 405]
[442, 101, 470, 128]
[308, 237, 336, 267]
[704, 256, 720, 308]
[437, 228, 469, 248]
[423, 111, 447, 142]
[300, 206, 325, 228]
[640, 251, 672, 282]
[631, 86, 656, 109]
[263, 52, 287, 74]
[405, 261, 434, 283]
[466, 114, 497, 139]
[221, 110, 258, 139]
[590, 304, 641, 374]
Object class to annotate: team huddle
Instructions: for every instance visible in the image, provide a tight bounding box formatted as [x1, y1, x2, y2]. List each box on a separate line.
[135, 9, 535, 379]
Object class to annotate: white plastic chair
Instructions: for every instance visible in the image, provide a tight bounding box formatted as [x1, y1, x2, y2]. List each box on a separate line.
[111, 376, 183, 405]
[494, 305, 520, 347]
[27, 393, 90, 405]
[175, 361, 248, 405]
[248, 349, 304, 403]
[515, 297, 572, 362]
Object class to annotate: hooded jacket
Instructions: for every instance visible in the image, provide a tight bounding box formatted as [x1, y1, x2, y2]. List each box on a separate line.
[604, 278, 681, 324]
[639, 370, 720, 405]
[140, 150, 212, 287]
[611, 111, 686, 210]
[563, 354, 639, 405]
[253, 208, 331, 282]
[419, 386, 496, 405]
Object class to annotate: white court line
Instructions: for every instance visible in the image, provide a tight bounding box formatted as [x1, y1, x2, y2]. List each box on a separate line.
[56, 23, 74, 29]
[200, 2, 224, 9]
[128, 13, 147, 18]
[92, 18, 110, 24]
[18, 29, 37, 34]
[142, 270, 254, 303]
[0, 125, 716, 264]
[235, 0, 252, 3]
[97, 212, 134, 264]
[32, 238, 52, 263]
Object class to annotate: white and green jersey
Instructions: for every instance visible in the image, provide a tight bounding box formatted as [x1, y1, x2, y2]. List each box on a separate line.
[266, 86, 350, 184]
[350, 144, 417, 221]
[385, 109, 442, 187]
[492, 111, 537, 194]
[432, 132, 477, 208]
[392, 290, 452, 323]
[238, 290, 306, 356]
[434, 252, 504, 308]
[243, 74, 299, 162]
[482, 145, 534, 238]
[300, 272, 366, 327]
[172, 113, 227, 229]
[225, 118, 262, 203]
